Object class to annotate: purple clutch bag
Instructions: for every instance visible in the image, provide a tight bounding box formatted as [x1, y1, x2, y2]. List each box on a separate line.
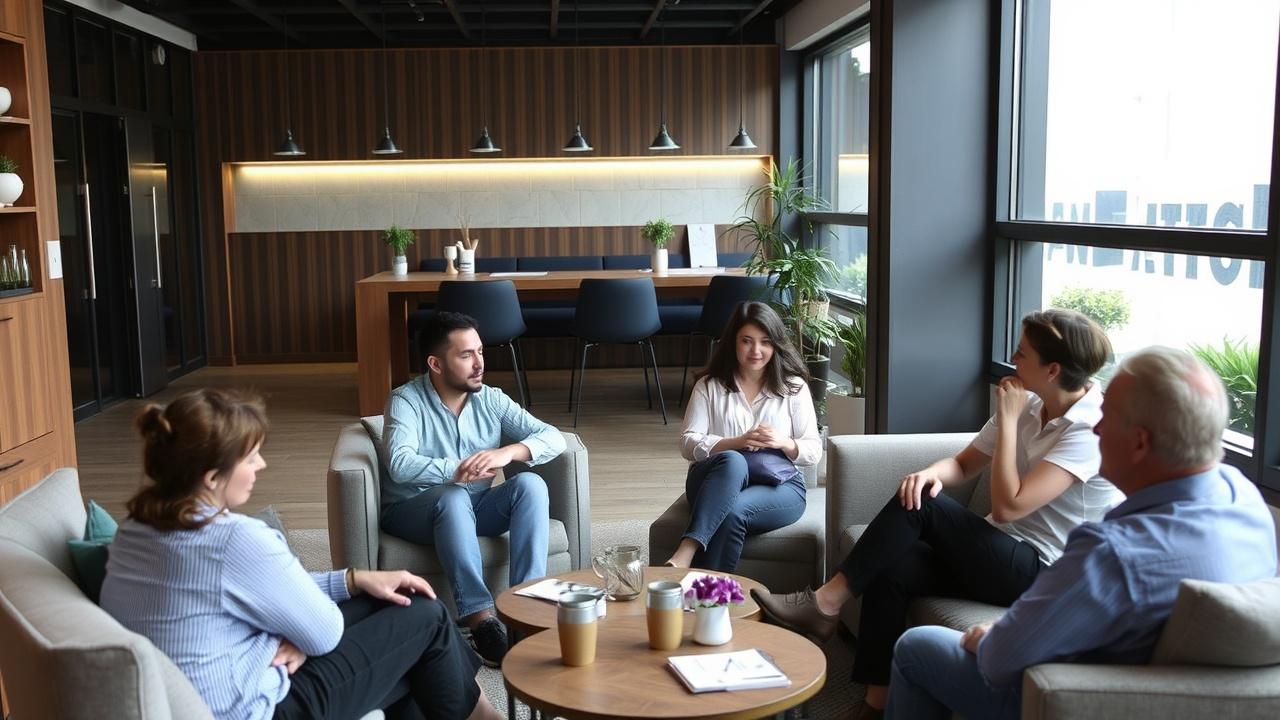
[743, 448, 801, 487]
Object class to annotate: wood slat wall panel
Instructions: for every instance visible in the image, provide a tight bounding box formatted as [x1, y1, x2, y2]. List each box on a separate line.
[228, 225, 751, 367]
[195, 45, 778, 364]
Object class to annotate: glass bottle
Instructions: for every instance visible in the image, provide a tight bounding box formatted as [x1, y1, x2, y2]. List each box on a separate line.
[19, 248, 30, 288]
[0, 254, 11, 291]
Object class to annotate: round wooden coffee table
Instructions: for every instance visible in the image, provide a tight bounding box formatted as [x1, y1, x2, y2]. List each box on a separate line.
[496, 567, 765, 637]
[502, 615, 825, 720]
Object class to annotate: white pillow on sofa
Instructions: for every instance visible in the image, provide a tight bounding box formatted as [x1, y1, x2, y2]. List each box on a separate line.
[1151, 577, 1280, 667]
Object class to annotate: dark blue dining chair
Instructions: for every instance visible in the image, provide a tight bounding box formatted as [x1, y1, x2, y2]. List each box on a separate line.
[568, 278, 667, 426]
[433, 280, 530, 406]
[679, 275, 773, 404]
[408, 257, 519, 372]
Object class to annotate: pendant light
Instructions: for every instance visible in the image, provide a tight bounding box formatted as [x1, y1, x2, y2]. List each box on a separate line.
[563, 0, 593, 152]
[470, 3, 501, 153]
[648, 2, 679, 151]
[372, 8, 403, 155]
[728, 19, 757, 150]
[273, 13, 306, 157]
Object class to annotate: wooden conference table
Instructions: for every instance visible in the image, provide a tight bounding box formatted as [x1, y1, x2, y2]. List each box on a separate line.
[354, 268, 745, 416]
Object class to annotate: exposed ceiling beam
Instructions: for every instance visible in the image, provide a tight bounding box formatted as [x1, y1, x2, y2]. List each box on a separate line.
[226, 0, 302, 42]
[726, 0, 774, 37]
[335, 0, 384, 43]
[550, 1, 560, 39]
[639, 0, 665, 39]
[440, 0, 474, 40]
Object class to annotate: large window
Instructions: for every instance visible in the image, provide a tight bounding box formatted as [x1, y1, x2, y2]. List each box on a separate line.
[1018, 0, 1278, 230]
[1001, 0, 1278, 473]
[805, 27, 870, 310]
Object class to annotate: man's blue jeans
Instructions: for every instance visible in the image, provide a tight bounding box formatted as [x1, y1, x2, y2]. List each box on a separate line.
[381, 473, 549, 617]
[682, 451, 806, 572]
[885, 626, 1021, 720]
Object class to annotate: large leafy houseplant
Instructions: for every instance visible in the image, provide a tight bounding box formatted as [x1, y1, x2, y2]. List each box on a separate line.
[1190, 337, 1258, 434]
[734, 159, 839, 361]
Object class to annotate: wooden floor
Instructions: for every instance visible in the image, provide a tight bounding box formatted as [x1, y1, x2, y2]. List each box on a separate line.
[75, 363, 696, 529]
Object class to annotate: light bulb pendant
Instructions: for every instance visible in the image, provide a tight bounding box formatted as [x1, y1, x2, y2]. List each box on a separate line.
[648, 122, 680, 151]
[564, 123, 593, 152]
[728, 124, 756, 150]
[373, 126, 403, 155]
[274, 128, 306, 157]
[470, 126, 502, 153]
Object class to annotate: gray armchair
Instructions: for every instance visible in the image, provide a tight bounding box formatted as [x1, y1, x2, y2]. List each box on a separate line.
[327, 416, 591, 615]
[827, 433, 1280, 720]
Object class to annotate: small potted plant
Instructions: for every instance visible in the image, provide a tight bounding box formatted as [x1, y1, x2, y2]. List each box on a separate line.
[642, 218, 674, 274]
[828, 309, 866, 435]
[0, 154, 22, 208]
[382, 225, 415, 277]
[685, 575, 744, 646]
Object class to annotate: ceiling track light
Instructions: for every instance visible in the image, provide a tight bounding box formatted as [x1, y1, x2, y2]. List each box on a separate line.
[372, 8, 403, 156]
[273, 13, 306, 157]
[649, 2, 680, 151]
[563, 0, 593, 152]
[471, 3, 502, 153]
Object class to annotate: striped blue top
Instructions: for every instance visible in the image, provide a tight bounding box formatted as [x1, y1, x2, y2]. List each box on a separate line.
[101, 510, 350, 720]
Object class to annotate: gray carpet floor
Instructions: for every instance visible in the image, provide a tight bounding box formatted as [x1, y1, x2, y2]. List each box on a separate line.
[289, 521, 863, 719]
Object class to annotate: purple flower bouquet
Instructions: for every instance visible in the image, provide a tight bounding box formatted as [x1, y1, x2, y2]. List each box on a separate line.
[684, 575, 745, 608]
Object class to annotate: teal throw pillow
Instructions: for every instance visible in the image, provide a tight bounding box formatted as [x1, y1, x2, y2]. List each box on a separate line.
[68, 500, 119, 603]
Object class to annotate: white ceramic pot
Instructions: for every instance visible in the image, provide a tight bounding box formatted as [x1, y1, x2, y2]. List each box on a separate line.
[0, 87, 11, 116]
[392, 254, 408, 277]
[827, 392, 865, 436]
[652, 248, 669, 274]
[0, 173, 23, 207]
[458, 248, 475, 275]
[693, 605, 732, 646]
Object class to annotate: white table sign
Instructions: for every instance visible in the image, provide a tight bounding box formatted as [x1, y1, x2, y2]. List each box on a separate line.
[686, 223, 719, 268]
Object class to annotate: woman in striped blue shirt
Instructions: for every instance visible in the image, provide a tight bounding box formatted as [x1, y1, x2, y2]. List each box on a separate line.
[101, 388, 499, 720]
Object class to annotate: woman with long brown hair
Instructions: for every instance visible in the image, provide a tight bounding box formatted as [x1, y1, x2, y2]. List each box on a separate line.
[664, 301, 822, 571]
[100, 388, 499, 720]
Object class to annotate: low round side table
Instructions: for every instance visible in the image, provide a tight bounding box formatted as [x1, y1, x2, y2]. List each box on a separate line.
[496, 567, 766, 638]
[502, 615, 825, 720]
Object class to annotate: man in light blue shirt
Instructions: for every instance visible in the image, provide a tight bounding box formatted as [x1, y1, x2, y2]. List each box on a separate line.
[886, 346, 1278, 720]
[381, 311, 566, 666]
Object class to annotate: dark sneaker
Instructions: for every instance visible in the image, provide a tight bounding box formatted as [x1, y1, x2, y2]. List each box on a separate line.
[470, 617, 509, 667]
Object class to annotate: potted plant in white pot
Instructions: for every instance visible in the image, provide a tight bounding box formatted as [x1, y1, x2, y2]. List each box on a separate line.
[642, 218, 673, 274]
[0, 154, 22, 208]
[382, 225, 415, 277]
[828, 308, 866, 435]
[735, 159, 839, 403]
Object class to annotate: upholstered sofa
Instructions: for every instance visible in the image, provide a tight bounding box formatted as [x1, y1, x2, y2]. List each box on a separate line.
[327, 417, 591, 614]
[0, 469, 214, 720]
[648, 462, 826, 594]
[827, 433, 1280, 720]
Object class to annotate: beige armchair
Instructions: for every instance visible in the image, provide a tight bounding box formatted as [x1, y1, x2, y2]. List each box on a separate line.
[827, 433, 1280, 720]
[327, 416, 592, 615]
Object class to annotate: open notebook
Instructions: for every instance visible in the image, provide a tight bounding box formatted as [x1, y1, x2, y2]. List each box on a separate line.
[667, 649, 790, 693]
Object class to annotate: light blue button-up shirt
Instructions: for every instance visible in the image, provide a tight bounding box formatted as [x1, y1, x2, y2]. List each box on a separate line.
[977, 464, 1277, 687]
[381, 375, 566, 507]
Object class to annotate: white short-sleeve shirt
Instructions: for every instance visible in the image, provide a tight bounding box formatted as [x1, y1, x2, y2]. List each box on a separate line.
[971, 382, 1123, 564]
[680, 376, 823, 467]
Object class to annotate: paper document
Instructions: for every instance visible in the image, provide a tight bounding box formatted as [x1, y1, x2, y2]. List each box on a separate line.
[686, 223, 719, 267]
[489, 271, 549, 277]
[664, 267, 726, 275]
[667, 649, 790, 693]
[513, 578, 602, 602]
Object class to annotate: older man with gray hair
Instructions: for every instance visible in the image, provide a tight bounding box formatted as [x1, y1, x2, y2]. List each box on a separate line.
[884, 346, 1278, 720]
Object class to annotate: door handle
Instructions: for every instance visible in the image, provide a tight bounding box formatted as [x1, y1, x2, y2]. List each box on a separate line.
[151, 186, 162, 290]
[81, 183, 97, 300]
[0, 459, 24, 474]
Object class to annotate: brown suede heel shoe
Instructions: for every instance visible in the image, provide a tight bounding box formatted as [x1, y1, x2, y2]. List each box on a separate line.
[751, 587, 839, 644]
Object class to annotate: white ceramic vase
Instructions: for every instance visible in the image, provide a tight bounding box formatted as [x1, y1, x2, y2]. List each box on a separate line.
[0, 87, 11, 116]
[459, 248, 476, 275]
[652, 248, 669, 274]
[693, 605, 732, 646]
[0, 173, 23, 207]
[392, 254, 408, 277]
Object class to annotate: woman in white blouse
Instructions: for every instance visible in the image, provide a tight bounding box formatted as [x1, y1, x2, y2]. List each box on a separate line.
[665, 301, 822, 572]
[752, 309, 1120, 719]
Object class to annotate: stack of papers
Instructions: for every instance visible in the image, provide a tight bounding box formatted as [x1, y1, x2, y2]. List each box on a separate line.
[667, 649, 790, 693]
[513, 578, 602, 602]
